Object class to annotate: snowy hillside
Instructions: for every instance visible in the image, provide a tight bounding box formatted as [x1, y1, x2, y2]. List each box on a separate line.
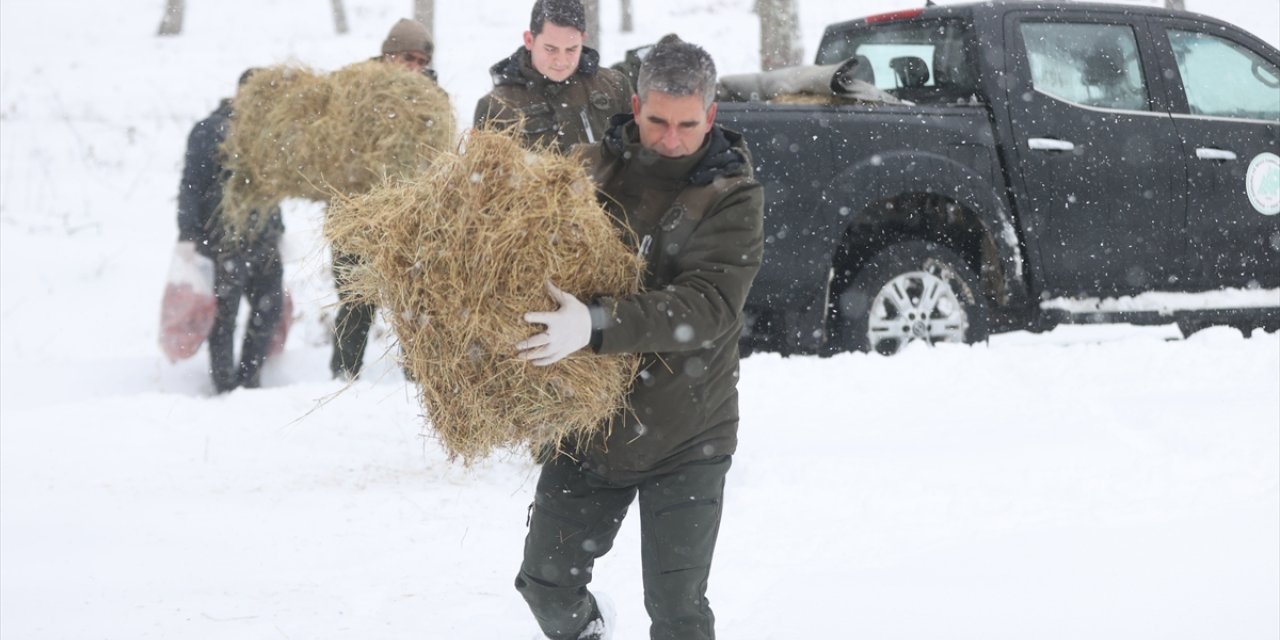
[1, 1, 1277, 638]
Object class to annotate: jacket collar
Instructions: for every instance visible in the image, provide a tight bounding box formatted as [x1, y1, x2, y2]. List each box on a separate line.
[371, 55, 439, 82]
[602, 113, 751, 186]
[215, 98, 235, 121]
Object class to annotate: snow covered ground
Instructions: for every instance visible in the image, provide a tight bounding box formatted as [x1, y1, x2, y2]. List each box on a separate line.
[1, 1, 1277, 638]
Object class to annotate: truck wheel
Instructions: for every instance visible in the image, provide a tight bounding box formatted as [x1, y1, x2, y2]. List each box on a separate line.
[835, 240, 989, 355]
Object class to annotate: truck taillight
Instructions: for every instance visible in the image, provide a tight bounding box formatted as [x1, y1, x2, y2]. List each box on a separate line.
[865, 9, 924, 24]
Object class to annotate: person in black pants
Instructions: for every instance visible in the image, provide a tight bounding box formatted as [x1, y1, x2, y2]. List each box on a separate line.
[207, 227, 283, 392]
[176, 69, 284, 393]
[329, 252, 373, 379]
[329, 18, 438, 380]
[512, 38, 763, 640]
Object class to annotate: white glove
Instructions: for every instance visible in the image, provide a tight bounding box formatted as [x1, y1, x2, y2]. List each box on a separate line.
[517, 281, 592, 366]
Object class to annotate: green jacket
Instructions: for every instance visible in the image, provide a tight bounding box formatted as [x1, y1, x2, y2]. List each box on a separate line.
[473, 47, 631, 153]
[576, 115, 765, 483]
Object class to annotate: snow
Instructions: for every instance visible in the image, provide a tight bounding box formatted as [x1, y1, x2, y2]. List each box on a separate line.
[1, 1, 1278, 638]
[1043, 287, 1280, 313]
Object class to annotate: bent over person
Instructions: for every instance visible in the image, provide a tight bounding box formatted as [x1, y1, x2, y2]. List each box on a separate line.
[514, 40, 764, 640]
[177, 69, 284, 393]
[474, 0, 631, 153]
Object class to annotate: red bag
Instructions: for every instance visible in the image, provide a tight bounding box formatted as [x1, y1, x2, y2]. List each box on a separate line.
[159, 242, 216, 363]
[268, 289, 294, 358]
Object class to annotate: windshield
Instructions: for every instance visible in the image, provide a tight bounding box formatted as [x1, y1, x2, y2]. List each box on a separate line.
[816, 18, 979, 103]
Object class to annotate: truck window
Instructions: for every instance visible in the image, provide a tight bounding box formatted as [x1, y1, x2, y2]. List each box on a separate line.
[816, 19, 977, 102]
[1166, 30, 1280, 121]
[1019, 22, 1149, 111]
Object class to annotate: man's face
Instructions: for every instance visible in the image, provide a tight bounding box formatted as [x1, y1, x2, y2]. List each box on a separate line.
[523, 22, 584, 83]
[388, 50, 429, 73]
[631, 91, 717, 158]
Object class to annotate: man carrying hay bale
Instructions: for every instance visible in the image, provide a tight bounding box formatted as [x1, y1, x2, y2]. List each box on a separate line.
[329, 20, 449, 380]
[512, 39, 763, 640]
[377, 18, 437, 80]
[473, 0, 631, 153]
[176, 69, 284, 393]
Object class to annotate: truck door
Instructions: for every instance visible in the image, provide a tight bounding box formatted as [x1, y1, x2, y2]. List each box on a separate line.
[714, 105, 837, 349]
[1148, 18, 1280, 290]
[1003, 12, 1188, 297]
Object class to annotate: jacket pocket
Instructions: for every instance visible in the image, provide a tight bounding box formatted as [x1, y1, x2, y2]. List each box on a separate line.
[517, 103, 556, 136]
[646, 457, 730, 573]
[645, 202, 705, 287]
[525, 500, 589, 555]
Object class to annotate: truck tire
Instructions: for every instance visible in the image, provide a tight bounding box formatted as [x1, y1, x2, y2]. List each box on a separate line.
[834, 240, 989, 355]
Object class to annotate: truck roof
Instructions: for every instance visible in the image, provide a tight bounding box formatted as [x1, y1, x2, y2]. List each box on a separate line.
[824, 0, 1234, 36]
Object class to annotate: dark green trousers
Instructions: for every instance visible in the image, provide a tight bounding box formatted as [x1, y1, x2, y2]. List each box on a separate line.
[516, 455, 730, 640]
[329, 252, 375, 378]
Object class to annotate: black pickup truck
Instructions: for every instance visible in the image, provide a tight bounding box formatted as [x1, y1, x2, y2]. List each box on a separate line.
[711, 1, 1280, 355]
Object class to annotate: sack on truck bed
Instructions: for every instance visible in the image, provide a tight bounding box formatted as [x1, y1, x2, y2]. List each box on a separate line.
[717, 56, 901, 104]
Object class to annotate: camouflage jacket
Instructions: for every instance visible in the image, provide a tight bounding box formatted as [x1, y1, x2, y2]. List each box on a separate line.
[474, 46, 631, 153]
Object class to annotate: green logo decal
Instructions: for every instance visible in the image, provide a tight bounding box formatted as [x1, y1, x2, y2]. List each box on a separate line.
[1247, 152, 1280, 216]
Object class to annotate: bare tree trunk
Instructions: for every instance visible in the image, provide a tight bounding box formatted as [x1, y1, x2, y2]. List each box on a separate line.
[414, 0, 435, 40]
[620, 0, 634, 33]
[157, 0, 184, 36]
[584, 0, 600, 52]
[1164, 0, 1186, 10]
[754, 0, 803, 71]
[331, 0, 349, 34]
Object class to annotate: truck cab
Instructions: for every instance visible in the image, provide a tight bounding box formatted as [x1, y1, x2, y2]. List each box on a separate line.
[717, 1, 1280, 355]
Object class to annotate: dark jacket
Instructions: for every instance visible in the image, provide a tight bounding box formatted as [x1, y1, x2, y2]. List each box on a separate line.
[177, 99, 282, 257]
[473, 47, 631, 153]
[576, 115, 765, 483]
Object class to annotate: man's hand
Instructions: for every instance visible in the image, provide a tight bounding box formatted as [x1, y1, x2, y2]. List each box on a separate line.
[517, 282, 591, 366]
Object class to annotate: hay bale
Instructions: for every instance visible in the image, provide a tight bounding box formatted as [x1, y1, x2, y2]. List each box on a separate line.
[221, 61, 455, 236]
[769, 92, 883, 106]
[324, 128, 645, 463]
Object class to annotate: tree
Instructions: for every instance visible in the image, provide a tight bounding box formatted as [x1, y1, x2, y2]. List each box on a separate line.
[414, 0, 434, 39]
[584, 0, 600, 52]
[157, 0, 184, 36]
[331, 0, 349, 35]
[157, 0, 350, 37]
[1164, 0, 1186, 10]
[620, 0, 634, 33]
[754, 0, 802, 71]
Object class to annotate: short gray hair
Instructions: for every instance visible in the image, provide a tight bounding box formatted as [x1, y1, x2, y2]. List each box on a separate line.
[637, 40, 717, 109]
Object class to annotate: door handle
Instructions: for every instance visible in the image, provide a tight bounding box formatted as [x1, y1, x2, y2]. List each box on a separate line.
[1028, 138, 1075, 152]
[1195, 147, 1237, 161]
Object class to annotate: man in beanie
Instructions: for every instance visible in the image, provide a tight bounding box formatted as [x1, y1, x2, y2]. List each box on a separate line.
[513, 40, 763, 640]
[329, 18, 441, 380]
[379, 17, 437, 79]
[474, 0, 630, 153]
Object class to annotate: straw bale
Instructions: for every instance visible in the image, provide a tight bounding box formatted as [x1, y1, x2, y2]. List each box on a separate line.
[221, 61, 455, 236]
[769, 92, 877, 106]
[324, 128, 645, 463]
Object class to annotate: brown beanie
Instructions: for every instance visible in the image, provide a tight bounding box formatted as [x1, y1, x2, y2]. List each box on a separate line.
[381, 18, 433, 61]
